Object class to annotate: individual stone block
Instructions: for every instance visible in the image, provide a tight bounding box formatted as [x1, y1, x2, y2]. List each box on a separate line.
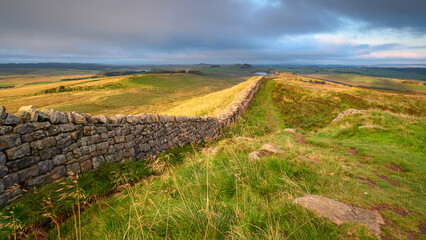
[0, 152, 6, 164]
[31, 136, 56, 150]
[72, 112, 87, 124]
[38, 160, 53, 174]
[5, 143, 30, 160]
[18, 164, 39, 182]
[66, 162, 80, 176]
[0, 126, 13, 135]
[3, 113, 23, 125]
[0, 165, 8, 178]
[25, 173, 51, 189]
[33, 122, 51, 130]
[13, 123, 35, 135]
[7, 156, 40, 172]
[0, 134, 21, 151]
[51, 166, 66, 179]
[83, 126, 96, 135]
[47, 125, 61, 136]
[16, 105, 39, 123]
[41, 109, 68, 124]
[65, 112, 74, 123]
[39, 147, 58, 160]
[0, 106, 6, 124]
[93, 115, 110, 124]
[80, 159, 93, 173]
[3, 172, 19, 189]
[96, 141, 109, 151]
[71, 130, 83, 140]
[59, 123, 76, 132]
[114, 136, 125, 143]
[53, 154, 67, 166]
[92, 155, 105, 169]
[21, 130, 46, 142]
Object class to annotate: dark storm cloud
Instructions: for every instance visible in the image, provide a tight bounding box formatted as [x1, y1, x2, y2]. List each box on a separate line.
[0, 0, 425, 63]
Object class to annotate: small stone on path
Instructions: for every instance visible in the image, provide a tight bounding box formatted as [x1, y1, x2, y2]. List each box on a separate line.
[248, 151, 261, 161]
[294, 195, 384, 235]
[259, 144, 284, 154]
[201, 147, 219, 156]
[284, 128, 296, 133]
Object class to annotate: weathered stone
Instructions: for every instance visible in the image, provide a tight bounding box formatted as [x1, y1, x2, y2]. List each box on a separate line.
[7, 156, 40, 171]
[93, 115, 110, 124]
[259, 144, 284, 155]
[0, 106, 7, 124]
[123, 147, 135, 158]
[201, 147, 219, 156]
[32, 121, 51, 130]
[72, 112, 87, 124]
[284, 128, 296, 133]
[25, 173, 51, 188]
[0, 134, 22, 151]
[56, 135, 72, 148]
[332, 109, 367, 123]
[96, 126, 107, 133]
[53, 154, 67, 166]
[13, 123, 35, 134]
[80, 159, 93, 173]
[0, 179, 4, 193]
[51, 166, 66, 179]
[83, 126, 96, 135]
[66, 162, 80, 176]
[32, 136, 56, 150]
[65, 112, 74, 123]
[21, 130, 46, 142]
[294, 195, 384, 235]
[16, 105, 39, 122]
[82, 113, 97, 124]
[0, 152, 6, 164]
[5, 143, 30, 160]
[71, 130, 83, 140]
[92, 155, 105, 169]
[38, 160, 53, 174]
[39, 147, 58, 160]
[18, 164, 39, 182]
[96, 141, 109, 151]
[3, 113, 23, 125]
[47, 125, 61, 136]
[0, 126, 13, 135]
[248, 151, 261, 161]
[0, 165, 8, 178]
[41, 109, 68, 124]
[59, 123, 76, 132]
[114, 136, 125, 143]
[3, 173, 19, 189]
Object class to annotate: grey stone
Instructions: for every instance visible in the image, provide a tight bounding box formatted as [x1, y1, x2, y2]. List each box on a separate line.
[53, 154, 67, 166]
[41, 109, 68, 124]
[59, 123, 76, 132]
[25, 173, 51, 188]
[93, 115, 110, 124]
[82, 113, 97, 124]
[96, 141, 109, 150]
[0, 152, 6, 164]
[3, 113, 23, 125]
[0, 165, 8, 178]
[71, 130, 83, 140]
[39, 147, 58, 160]
[0, 106, 6, 124]
[5, 143, 30, 160]
[96, 126, 107, 133]
[31, 136, 56, 150]
[0, 134, 22, 151]
[13, 123, 35, 134]
[18, 164, 39, 182]
[16, 105, 39, 122]
[0, 179, 4, 193]
[38, 160, 53, 174]
[72, 112, 87, 124]
[56, 135, 72, 148]
[7, 156, 40, 171]
[66, 162, 80, 176]
[259, 144, 284, 155]
[51, 166, 66, 179]
[80, 159, 93, 173]
[21, 130, 46, 142]
[33, 122, 51, 130]
[92, 155, 105, 169]
[83, 126, 96, 135]
[294, 195, 384, 235]
[0, 126, 13, 135]
[0, 186, 22, 206]
[65, 112, 74, 123]
[248, 151, 261, 161]
[114, 136, 125, 143]
[47, 125, 61, 136]
[3, 172, 19, 189]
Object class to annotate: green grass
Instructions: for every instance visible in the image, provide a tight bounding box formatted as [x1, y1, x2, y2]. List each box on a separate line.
[1, 79, 424, 239]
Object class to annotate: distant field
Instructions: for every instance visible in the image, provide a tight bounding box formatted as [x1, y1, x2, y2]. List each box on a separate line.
[304, 73, 426, 93]
[0, 66, 259, 116]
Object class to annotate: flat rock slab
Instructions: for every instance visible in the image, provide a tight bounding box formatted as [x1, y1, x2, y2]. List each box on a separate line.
[248, 151, 261, 161]
[284, 128, 296, 133]
[294, 195, 384, 235]
[260, 144, 284, 154]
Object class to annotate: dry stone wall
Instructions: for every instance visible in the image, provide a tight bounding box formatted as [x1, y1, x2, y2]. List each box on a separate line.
[0, 76, 265, 205]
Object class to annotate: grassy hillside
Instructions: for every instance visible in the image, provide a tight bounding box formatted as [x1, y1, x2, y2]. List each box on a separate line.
[1, 77, 424, 239]
[0, 72, 249, 116]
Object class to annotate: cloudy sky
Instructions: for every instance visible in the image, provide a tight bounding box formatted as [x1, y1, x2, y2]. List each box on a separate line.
[0, 0, 425, 64]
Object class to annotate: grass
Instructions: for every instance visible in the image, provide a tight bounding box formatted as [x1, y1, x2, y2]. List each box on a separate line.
[1, 76, 425, 239]
[0, 73, 249, 115]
